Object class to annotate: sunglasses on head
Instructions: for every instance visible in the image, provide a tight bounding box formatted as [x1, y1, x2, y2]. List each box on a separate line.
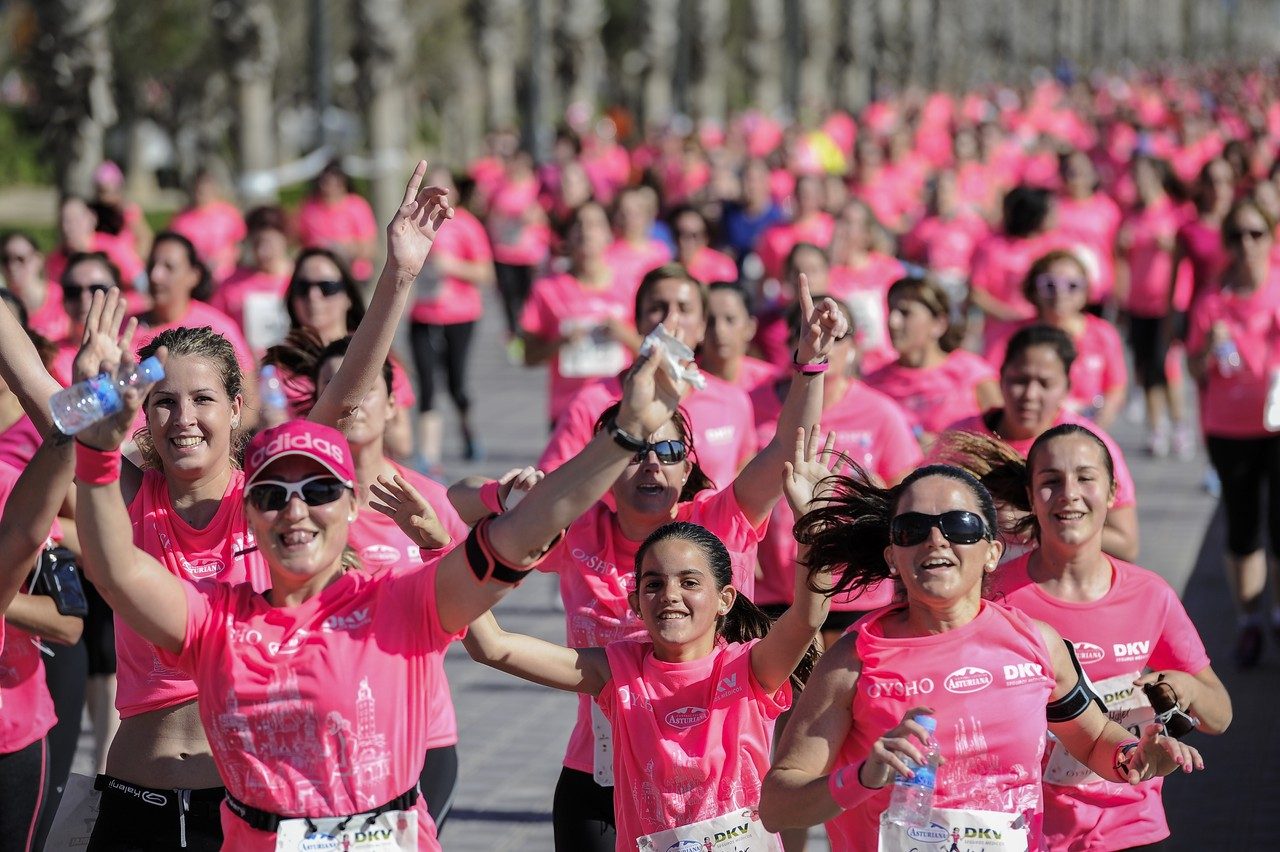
[1227, 227, 1269, 244]
[247, 474, 348, 512]
[62, 282, 114, 301]
[290, 278, 346, 299]
[1141, 675, 1199, 739]
[1035, 273, 1087, 298]
[890, 510, 991, 547]
[630, 439, 689, 466]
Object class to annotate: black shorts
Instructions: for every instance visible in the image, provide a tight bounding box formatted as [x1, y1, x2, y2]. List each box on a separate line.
[84, 578, 117, 676]
[86, 775, 224, 851]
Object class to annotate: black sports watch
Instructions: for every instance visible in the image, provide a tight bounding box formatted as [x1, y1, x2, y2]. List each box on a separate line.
[607, 419, 648, 453]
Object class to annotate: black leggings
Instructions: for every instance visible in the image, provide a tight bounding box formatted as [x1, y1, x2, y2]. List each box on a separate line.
[552, 767, 615, 852]
[494, 262, 536, 336]
[409, 321, 475, 414]
[37, 637, 88, 848]
[86, 776, 224, 851]
[0, 737, 46, 852]
[1206, 434, 1280, 556]
[419, 745, 458, 833]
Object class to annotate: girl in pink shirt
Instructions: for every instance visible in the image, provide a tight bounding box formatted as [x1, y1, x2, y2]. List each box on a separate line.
[672, 207, 739, 285]
[605, 186, 674, 298]
[295, 160, 378, 281]
[486, 152, 551, 337]
[1055, 150, 1122, 305]
[865, 276, 1002, 444]
[760, 464, 1204, 851]
[972, 424, 1231, 850]
[209, 206, 293, 357]
[827, 200, 907, 373]
[1186, 198, 1280, 668]
[698, 282, 779, 395]
[1, 231, 69, 343]
[167, 171, 247, 284]
[463, 464, 832, 852]
[1172, 158, 1235, 312]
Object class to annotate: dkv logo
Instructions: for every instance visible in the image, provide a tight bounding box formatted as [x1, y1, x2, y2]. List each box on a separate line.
[944, 666, 993, 694]
[1073, 641, 1106, 664]
[664, 706, 709, 729]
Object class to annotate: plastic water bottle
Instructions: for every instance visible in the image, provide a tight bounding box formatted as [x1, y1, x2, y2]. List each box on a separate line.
[885, 714, 940, 828]
[1213, 338, 1241, 376]
[50, 356, 165, 436]
[258, 365, 288, 423]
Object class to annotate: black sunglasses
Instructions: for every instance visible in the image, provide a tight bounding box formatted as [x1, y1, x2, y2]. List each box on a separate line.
[1226, 227, 1269, 244]
[247, 475, 348, 512]
[62, 282, 114, 300]
[630, 439, 689, 466]
[1142, 675, 1199, 739]
[290, 278, 346, 299]
[890, 511, 991, 547]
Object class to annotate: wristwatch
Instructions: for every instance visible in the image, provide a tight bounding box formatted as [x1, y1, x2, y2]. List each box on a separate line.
[607, 419, 648, 453]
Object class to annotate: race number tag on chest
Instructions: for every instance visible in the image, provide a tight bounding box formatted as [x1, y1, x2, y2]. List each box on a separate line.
[877, 807, 1029, 852]
[1043, 671, 1154, 787]
[636, 807, 778, 852]
[274, 809, 417, 852]
[591, 701, 615, 786]
[559, 320, 627, 378]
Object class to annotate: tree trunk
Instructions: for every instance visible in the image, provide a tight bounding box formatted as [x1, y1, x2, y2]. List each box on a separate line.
[213, 0, 280, 203]
[836, 0, 874, 108]
[557, 0, 606, 113]
[641, 0, 681, 126]
[32, 0, 117, 197]
[691, 0, 730, 123]
[353, 0, 413, 226]
[477, 0, 522, 130]
[797, 0, 835, 121]
[745, 0, 785, 116]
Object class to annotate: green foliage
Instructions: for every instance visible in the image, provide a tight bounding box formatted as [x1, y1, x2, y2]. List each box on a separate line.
[0, 107, 53, 187]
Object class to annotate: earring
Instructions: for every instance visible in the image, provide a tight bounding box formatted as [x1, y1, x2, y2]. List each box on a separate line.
[231, 418, 240, 429]
[347, 513, 357, 523]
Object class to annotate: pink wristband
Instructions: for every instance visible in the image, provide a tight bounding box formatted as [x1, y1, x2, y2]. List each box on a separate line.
[828, 761, 879, 811]
[75, 442, 122, 485]
[793, 360, 829, 375]
[479, 480, 505, 515]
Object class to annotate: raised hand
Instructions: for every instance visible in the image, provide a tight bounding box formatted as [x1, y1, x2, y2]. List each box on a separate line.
[386, 160, 455, 281]
[71, 289, 156, 452]
[795, 272, 849, 365]
[369, 472, 452, 551]
[498, 466, 544, 509]
[616, 331, 690, 437]
[782, 426, 839, 516]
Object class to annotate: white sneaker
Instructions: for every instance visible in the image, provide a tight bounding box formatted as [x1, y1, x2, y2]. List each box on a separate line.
[1147, 425, 1170, 458]
[1172, 425, 1196, 461]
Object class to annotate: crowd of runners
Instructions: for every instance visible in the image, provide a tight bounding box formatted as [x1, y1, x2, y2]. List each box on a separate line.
[6, 62, 1280, 850]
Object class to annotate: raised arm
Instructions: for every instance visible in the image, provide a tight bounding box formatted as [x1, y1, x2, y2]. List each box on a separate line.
[733, 274, 847, 526]
[0, 294, 62, 436]
[462, 611, 612, 696]
[310, 161, 454, 428]
[447, 467, 544, 526]
[749, 427, 835, 694]
[0, 432, 77, 619]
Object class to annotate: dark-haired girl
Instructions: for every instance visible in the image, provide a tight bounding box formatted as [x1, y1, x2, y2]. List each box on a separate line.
[760, 464, 1204, 851]
[699, 282, 778, 395]
[952, 424, 1230, 850]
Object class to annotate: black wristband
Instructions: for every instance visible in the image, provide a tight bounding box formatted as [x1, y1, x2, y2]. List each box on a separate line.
[607, 419, 648, 453]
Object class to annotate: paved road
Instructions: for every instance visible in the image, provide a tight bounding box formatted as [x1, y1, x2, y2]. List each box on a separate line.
[68, 288, 1259, 850]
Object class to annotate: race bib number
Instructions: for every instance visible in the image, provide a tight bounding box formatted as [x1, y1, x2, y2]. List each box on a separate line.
[274, 809, 417, 852]
[1043, 671, 1154, 787]
[878, 807, 1029, 852]
[559, 320, 627, 378]
[845, 291, 887, 352]
[636, 807, 778, 852]
[592, 701, 615, 786]
[242, 291, 291, 353]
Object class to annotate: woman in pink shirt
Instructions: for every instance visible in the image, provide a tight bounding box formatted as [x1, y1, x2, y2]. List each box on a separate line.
[969, 424, 1231, 850]
[865, 276, 1001, 445]
[50, 252, 123, 386]
[698, 281, 778, 395]
[899, 169, 989, 296]
[827, 199, 907, 374]
[671, 207, 738, 285]
[295, 160, 378, 281]
[986, 250, 1129, 430]
[167, 171, 247, 285]
[760, 464, 1203, 851]
[486, 150, 551, 338]
[1117, 156, 1195, 457]
[1, 231, 68, 343]
[1186, 198, 1280, 668]
[1055, 149, 1122, 307]
[209, 206, 293, 357]
[46, 197, 145, 308]
[605, 185, 673, 298]
[1172, 157, 1235, 312]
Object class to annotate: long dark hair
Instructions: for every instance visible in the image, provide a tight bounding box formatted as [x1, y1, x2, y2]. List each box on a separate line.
[635, 521, 819, 690]
[285, 247, 366, 333]
[794, 464, 998, 599]
[593, 402, 717, 500]
[150, 230, 212, 302]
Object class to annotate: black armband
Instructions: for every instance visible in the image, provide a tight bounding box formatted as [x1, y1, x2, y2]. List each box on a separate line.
[1046, 639, 1106, 723]
[463, 515, 561, 585]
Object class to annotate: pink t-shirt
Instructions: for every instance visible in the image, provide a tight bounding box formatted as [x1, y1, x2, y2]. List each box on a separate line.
[209, 267, 292, 356]
[485, 177, 551, 267]
[1122, 198, 1193, 316]
[163, 564, 456, 851]
[826, 602, 1056, 851]
[900, 214, 989, 276]
[685, 246, 739, 285]
[51, 340, 76, 387]
[751, 380, 921, 608]
[296, 195, 378, 280]
[537, 373, 757, 493]
[47, 233, 146, 306]
[116, 469, 269, 717]
[25, 282, 70, 342]
[993, 553, 1210, 851]
[409, 208, 490, 326]
[169, 202, 248, 283]
[538, 487, 766, 775]
[0, 414, 42, 470]
[755, 215, 836, 280]
[597, 639, 789, 848]
[1057, 194, 1122, 302]
[970, 231, 1075, 344]
[347, 463, 468, 751]
[520, 273, 636, 419]
[941, 410, 1137, 509]
[828, 253, 908, 373]
[1176, 219, 1230, 308]
[984, 316, 1127, 416]
[603, 238, 672, 299]
[715, 356, 780, 398]
[864, 350, 998, 437]
[132, 300, 255, 379]
[1185, 278, 1280, 438]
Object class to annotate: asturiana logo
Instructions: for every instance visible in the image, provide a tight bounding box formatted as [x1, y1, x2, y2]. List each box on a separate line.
[361, 544, 400, 565]
[664, 706, 709, 729]
[1073, 641, 1106, 664]
[907, 824, 951, 843]
[182, 557, 224, 578]
[944, 666, 994, 694]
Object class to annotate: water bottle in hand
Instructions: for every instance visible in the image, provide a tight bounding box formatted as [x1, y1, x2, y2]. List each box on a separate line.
[51, 356, 165, 436]
[1213, 337, 1241, 376]
[885, 714, 940, 828]
[259, 364, 288, 424]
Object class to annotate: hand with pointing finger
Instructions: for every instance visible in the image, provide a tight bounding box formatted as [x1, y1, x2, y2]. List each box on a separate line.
[795, 272, 849, 366]
[387, 160, 455, 281]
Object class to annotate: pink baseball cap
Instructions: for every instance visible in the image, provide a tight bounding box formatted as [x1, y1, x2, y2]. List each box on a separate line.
[243, 420, 355, 488]
[94, 160, 124, 189]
